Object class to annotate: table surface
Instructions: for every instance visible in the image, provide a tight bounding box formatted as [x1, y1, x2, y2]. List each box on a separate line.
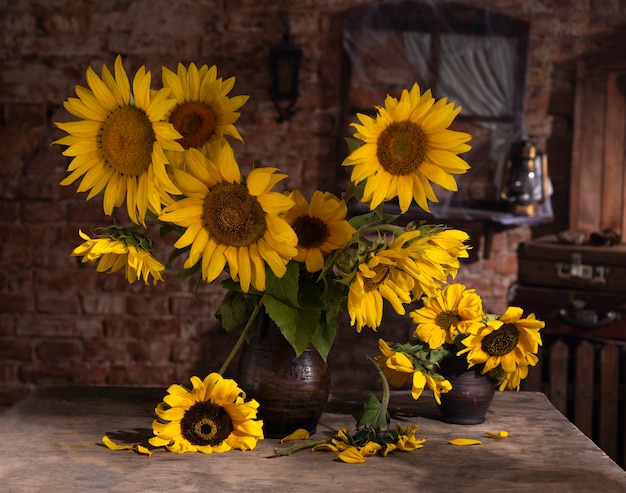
[1, 386, 625, 492]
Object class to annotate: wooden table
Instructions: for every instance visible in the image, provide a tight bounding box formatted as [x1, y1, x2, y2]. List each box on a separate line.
[1, 386, 625, 492]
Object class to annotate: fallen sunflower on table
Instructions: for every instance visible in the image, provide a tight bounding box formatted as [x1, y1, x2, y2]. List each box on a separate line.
[148, 373, 264, 454]
[102, 373, 264, 455]
[274, 356, 426, 463]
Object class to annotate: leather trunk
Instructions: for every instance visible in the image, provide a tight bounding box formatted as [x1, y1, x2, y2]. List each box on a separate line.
[517, 234, 626, 293]
[509, 282, 626, 342]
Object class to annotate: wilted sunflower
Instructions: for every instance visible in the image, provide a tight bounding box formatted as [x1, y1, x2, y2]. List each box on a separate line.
[457, 306, 544, 390]
[347, 243, 417, 332]
[342, 83, 471, 213]
[162, 62, 249, 169]
[54, 55, 183, 225]
[149, 373, 264, 454]
[283, 190, 356, 273]
[312, 424, 426, 463]
[71, 229, 165, 285]
[410, 283, 484, 349]
[159, 144, 298, 292]
[375, 339, 452, 403]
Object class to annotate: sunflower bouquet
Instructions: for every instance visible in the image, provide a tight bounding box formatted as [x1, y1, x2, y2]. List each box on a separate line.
[53, 55, 542, 457]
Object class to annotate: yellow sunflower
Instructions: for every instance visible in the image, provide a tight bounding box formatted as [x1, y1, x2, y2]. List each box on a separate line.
[162, 62, 249, 169]
[71, 229, 165, 285]
[148, 373, 264, 454]
[342, 83, 472, 213]
[158, 144, 298, 292]
[395, 227, 470, 298]
[410, 283, 484, 349]
[375, 339, 416, 387]
[347, 244, 416, 332]
[283, 190, 356, 273]
[54, 55, 183, 225]
[457, 306, 544, 390]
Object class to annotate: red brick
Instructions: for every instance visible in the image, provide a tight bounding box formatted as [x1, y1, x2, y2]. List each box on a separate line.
[16, 174, 61, 200]
[73, 318, 105, 339]
[0, 201, 20, 223]
[35, 268, 98, 291]
[15, 315, 75, 337]
[0, 128, 39, 155]
[19, 362, 108, 385]
[0, 314, 15, 336]
[486, 253, 519, 276]
[83, 338, 131, 362]
[0, 338, 33, 360]
[170, 296, 219, 316]
[40, 11, 88, 34]
[0, 361, 18, 382]
[31, 245, 75, 269]
[36, 339, 83, 361]
[0, 293, 35, 313]
[4, 103, 48, 129]
[82, 294, 127, 315]
[0, 155, 23, 179]
[67, 201, 111, 223]
[127, 339, 172, 363]
[36, 292, 81, 314]
[108, 363, 177, 386]
[21, 201, 66, 223]
[0, 243, 33, 270]
[126, 295, 169, 316]
[104, 317, 145, 339]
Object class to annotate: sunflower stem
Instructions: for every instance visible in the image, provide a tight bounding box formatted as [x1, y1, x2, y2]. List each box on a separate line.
[273, 439, 330, 456]
[364, 355, 391, 432]
[359, 223, 406, 237]
[218, 297, 264, 376]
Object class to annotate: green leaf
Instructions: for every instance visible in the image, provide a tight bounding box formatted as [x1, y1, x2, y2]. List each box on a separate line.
[320, 280, 347, 319]
[263, 294, 321, 357]
[265, 261, 300, 308]
[311, 317, 336, 362]
[215, 291, 260, 333]
[353, 394, 383, 427]
[345, 137, 362, 152]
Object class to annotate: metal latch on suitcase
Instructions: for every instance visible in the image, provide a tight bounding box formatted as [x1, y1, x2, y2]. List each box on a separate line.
[555, 253, 608, 285]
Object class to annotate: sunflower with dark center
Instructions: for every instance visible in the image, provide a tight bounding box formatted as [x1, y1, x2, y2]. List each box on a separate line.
[283, 190, 356, 273]
[457, 306, 544, 390]
[158, 144, 298, 293]
[342, 82, 472, 214]
[410, 283, 483, 349]
[149, 373, 263, 454]
[162, 62, 249, 170]
[54, 55, 184, 226]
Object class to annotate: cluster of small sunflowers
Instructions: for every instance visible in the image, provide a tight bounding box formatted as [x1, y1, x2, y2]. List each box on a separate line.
[54, 55, 543, 460]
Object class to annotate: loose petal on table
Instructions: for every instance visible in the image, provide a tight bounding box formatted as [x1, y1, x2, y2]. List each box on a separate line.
[280, 428, 311, 442]
[449, 438, 483, 446]
[484, 430, 509, 439]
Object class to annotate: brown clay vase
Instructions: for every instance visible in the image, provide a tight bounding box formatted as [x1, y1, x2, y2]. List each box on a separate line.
[438, 356, 495, 425]
[236, 316, 331, 438]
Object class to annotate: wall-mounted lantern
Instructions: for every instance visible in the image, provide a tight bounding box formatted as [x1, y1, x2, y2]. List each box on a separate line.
[500, 140, 550, 216]
[270, 35, 302, 123]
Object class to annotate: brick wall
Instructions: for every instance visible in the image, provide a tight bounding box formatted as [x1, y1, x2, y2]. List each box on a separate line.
[2, 0, 625, 406]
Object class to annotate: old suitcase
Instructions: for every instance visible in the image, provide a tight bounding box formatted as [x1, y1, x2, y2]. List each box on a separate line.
[508, 283, 626, 341]
[517, 234, 626, 293]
